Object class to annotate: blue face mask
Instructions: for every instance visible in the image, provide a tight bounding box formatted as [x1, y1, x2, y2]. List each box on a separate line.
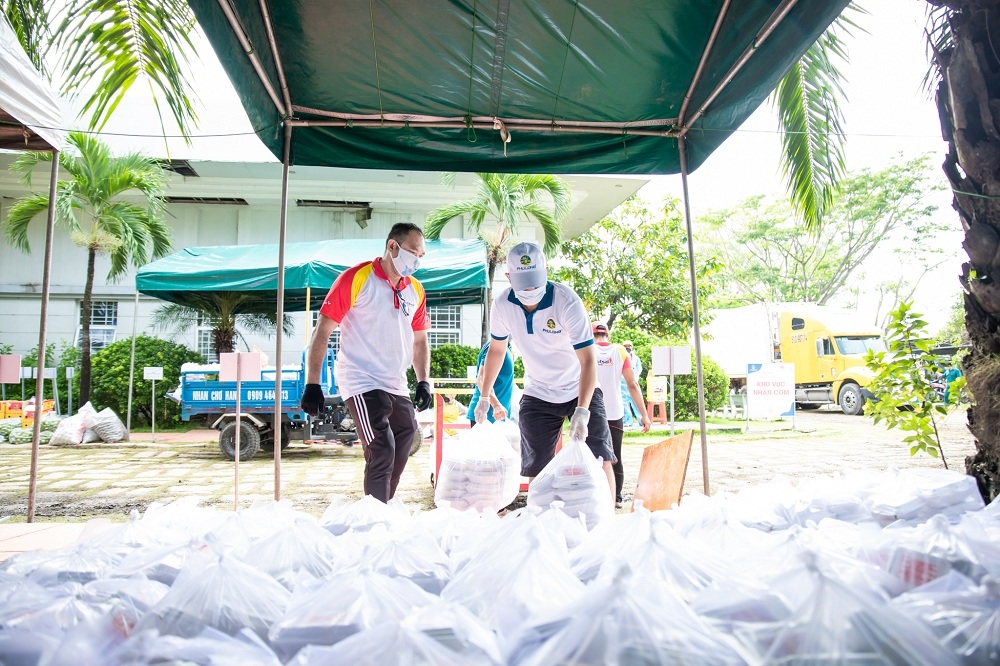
[392, 245, 420, 277]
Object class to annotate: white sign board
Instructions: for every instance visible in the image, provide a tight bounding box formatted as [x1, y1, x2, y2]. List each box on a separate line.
[651, 346, 692, 375]
[20, 367, 35, 379]
[0, 355, 21, 384]
[42, 368, 56, 379]
[746, 363, 795, 419]
[143, 366, 164, 381]
[66, 367, 75, 378]
[219, 352, 262, 382]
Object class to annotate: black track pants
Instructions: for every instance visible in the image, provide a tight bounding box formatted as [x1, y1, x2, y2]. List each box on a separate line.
[347, 389, 417, 502]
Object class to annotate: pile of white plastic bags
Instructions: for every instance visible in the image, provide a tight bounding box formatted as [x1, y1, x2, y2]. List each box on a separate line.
[0, 465, 997, 665]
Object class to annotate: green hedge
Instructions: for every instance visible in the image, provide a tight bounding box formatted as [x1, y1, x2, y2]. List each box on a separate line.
[90, 335, 204, 428]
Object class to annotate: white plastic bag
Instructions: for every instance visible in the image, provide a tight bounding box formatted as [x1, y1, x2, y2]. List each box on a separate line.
[434, 421, 521, 513]
[91, 407, 128, 443]
[49, 413, 87, 446]
[527, 437, 613, 529]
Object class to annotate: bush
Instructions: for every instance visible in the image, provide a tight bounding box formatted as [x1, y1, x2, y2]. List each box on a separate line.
[90, 335, 203, 428]
[406, 344, 481, 391]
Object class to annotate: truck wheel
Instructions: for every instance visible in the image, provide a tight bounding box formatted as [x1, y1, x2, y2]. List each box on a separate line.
[220, 420, 261, 460]
[838, 383, 865, 416]
[409, 430, 422, 457]
[261, 424, 291, 452]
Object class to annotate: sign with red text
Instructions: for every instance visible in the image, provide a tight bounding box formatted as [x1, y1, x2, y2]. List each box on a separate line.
[746, 363, 795, 419]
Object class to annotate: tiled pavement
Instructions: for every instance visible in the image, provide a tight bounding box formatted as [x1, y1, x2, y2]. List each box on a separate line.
[0, 407, 978, 559]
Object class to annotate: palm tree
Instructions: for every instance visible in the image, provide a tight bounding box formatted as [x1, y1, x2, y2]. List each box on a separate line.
[2, 0, 198, 136]
[3, 131, 173, 404]
[921, 2, 1000, 502]
[424, 173, 573, 343]
[150, 294, 294, 358]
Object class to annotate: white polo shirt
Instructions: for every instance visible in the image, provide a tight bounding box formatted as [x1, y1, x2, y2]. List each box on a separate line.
[595, 342, 631, 420]
[320, 258, 429, 399]
[490, 282, 593, 403]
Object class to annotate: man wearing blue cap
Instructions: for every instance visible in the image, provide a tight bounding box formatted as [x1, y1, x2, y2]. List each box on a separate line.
[474, 241, 616, 503]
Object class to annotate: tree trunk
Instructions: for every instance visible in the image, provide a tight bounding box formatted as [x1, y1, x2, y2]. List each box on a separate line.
[931, 0, 1000, 502]
[78, 247, 97, 405]
[213, 327, 236, 355]
[482, 262, 497, 346]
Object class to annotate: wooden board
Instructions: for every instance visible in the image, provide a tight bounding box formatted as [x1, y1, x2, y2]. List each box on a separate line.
[632, 430, 694, 512]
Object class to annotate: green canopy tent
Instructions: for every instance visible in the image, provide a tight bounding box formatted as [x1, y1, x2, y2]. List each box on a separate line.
[185, 0, 851, 498]
[136, 238, 489, 310]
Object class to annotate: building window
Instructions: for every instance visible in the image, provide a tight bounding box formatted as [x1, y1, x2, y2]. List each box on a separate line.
[196, 314, 218, 363]
[428, 305, 462, 348]
[75, 301, 117, 353]
[312, 311, 341, 355]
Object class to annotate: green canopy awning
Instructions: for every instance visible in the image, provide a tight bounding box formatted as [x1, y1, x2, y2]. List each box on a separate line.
[136, 238, 489, 311]
[186, 0, 849, 175]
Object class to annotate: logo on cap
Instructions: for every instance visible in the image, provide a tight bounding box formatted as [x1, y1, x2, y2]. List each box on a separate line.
[520, 255, 532, 266]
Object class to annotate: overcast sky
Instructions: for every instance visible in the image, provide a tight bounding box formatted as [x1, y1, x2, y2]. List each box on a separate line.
[85, 0, 961, 330]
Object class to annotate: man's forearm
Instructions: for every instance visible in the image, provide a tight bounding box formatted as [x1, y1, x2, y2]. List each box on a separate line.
[306, 319, 335, 384]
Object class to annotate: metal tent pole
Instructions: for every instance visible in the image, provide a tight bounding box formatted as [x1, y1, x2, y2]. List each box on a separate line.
[125, 289, 140, 440]
[27, 152, 59, 522]
[678, 136, 711, 496]
[273, 120, 292, 501]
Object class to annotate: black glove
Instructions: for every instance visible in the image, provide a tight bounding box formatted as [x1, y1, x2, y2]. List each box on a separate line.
[300, 383, 325, 416]
[413, 381, 432, 411]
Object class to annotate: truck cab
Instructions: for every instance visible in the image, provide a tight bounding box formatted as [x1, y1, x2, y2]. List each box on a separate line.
[779, 312, 885, 414]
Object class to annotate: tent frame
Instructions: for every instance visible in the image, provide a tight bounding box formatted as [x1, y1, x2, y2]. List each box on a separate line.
[217, 0, 804, 499]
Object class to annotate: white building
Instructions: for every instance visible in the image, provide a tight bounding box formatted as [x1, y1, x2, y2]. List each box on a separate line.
[0, 155, 645, 363]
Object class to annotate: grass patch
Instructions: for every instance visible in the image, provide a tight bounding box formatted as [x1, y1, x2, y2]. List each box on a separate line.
[130, 421, 211, 433]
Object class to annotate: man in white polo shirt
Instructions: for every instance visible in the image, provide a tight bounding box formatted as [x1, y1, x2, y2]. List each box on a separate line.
[474, 242, 616, 502]
[301, 222, 433, 502]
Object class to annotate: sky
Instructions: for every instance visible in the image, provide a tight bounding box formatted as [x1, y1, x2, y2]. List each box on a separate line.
[74, 0, 961, 331]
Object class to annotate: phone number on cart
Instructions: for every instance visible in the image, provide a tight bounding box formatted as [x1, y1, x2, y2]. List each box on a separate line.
[190, 390, 290, 401]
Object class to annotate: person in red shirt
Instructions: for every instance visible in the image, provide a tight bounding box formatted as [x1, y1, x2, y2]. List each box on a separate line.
[301, 223, 433, 502]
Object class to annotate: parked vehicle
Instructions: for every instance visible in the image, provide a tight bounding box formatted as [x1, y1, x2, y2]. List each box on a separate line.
[169, 347, 361, 460]
[701, 303, 886, 415]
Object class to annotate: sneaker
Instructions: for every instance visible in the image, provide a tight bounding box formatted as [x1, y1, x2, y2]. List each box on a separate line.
[615, 502, 623, 509]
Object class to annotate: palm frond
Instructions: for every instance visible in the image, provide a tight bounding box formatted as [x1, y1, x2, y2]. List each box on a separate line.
[52, 0, 198, 135]
[922, 5, 953, 96]
[425, 201, 480, 238]
[2, 193, 50, 252]
[2, 0, 49, 71]
[150, 302, 201, 338]
[772, 4, 862, 230]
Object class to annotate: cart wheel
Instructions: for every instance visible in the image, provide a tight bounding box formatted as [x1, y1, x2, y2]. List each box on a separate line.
[220, 420, 261, 461]
[408, 430, 422, 457]
[261, 424, 291, 452]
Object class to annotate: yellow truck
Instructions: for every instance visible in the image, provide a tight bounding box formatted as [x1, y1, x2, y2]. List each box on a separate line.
[701, 304, 886, 415]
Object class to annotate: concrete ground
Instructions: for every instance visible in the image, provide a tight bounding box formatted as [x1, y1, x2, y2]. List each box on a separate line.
[0, 405, 975, 523]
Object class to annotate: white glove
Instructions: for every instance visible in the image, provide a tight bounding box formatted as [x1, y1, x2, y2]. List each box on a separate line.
[569, 406, 590, 441]
[474, 397, 490, 424]
[491, 400, 508, 421]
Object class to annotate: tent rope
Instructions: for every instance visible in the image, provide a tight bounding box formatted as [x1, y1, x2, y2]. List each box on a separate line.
[466, 0, 479, 140]
[368, 0, 385, 122]
[493, 118, 511, 156]
[551, 0, 581, 122]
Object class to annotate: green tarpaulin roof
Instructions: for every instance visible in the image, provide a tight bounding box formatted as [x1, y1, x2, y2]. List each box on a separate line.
[187, 0, 849, 175]
[136, 238, 489, 310]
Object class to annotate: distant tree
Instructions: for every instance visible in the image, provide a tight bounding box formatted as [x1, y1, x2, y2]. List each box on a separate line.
[699, 155, 946, 307]
[935, 297, 970, 348]
[424, 173, 572, 344]
[3, 132, 172, 405]
[150, 294, 293, 356]
[551, 197, 716, 339]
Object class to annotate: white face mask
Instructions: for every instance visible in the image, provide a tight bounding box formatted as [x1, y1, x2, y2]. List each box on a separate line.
[515, 286, 545, 306]
[391, 244, 421, 277]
